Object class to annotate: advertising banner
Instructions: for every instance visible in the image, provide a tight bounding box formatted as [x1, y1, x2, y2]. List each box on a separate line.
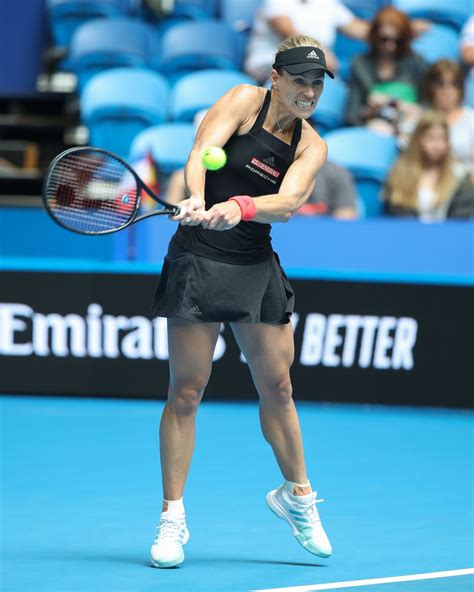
[1, 271, 472, 407]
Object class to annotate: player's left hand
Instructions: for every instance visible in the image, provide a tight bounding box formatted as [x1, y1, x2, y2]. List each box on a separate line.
[201, 201, 242, 231]
[171, 195, 206, 226]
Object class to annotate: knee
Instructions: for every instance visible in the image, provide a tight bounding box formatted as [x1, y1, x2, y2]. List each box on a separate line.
[168, 380, 206, 417]
[261, 375, 293, 406]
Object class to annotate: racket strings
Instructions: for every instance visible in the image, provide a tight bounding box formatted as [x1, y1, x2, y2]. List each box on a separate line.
[45, 151, 139, 233]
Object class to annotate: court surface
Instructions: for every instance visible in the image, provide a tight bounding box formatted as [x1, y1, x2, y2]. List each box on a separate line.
[1, 396, 473, 592]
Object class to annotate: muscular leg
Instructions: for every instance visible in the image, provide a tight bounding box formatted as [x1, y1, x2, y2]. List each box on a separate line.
[160, 318, 221, 502]
[230, 322, 309, 492]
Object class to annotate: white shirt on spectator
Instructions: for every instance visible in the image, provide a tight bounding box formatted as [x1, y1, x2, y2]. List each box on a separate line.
[460, 15, 474, 48]
[449, 107, 474, 176]
[418, 187, 444, 221]
[245, 0, 354, 79]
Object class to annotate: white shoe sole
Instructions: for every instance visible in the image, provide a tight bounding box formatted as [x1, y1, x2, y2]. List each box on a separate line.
[150, 553, 185, 569]
[266, 489, 332, 558]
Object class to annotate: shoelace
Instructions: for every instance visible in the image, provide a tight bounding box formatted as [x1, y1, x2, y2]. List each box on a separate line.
[154, 518, 185, 543]
[292, 492, 325, 524]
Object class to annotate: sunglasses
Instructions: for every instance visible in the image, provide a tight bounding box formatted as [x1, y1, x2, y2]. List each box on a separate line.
[432, 79, 462, 89]
[376, 34, 401, 46]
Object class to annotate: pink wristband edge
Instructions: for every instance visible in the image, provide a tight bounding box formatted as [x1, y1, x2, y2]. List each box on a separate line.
[228, 195, 256, 222]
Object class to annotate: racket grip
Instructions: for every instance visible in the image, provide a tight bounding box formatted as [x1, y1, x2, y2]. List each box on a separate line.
[167, 205, 182, 218]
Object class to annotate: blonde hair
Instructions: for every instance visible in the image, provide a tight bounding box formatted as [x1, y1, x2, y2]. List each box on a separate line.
[385, 111, 457, 210]
[276, 35, 325, 56]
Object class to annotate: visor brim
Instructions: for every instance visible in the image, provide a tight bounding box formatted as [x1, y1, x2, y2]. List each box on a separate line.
[281, 63, 335, 79]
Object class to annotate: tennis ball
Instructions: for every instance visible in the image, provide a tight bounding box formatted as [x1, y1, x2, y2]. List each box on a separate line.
[201, 146, 227, 171]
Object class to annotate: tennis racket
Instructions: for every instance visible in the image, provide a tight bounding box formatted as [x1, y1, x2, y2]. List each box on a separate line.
[42, 146, 181, 235]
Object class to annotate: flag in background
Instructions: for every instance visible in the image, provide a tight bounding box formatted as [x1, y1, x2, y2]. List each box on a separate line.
[130, 152, 160, 213]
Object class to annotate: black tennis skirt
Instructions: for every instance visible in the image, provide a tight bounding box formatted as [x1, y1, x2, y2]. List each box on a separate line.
[152, 240, 294, 324]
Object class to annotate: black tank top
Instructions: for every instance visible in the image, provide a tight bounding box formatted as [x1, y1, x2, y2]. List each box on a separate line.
[173, 90, 302, 264]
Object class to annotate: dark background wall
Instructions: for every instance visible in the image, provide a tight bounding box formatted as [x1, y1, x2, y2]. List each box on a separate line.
[1, 268, 472, 408]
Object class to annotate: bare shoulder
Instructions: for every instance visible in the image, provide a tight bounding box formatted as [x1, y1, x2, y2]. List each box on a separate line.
[231, 83, 264, 100]
[207, 84, 265, 129]
[219, 84, 263, 111]
[193, 85, 265, 146]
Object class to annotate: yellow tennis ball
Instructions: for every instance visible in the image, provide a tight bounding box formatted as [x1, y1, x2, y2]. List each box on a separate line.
[201, 146, 227, 171]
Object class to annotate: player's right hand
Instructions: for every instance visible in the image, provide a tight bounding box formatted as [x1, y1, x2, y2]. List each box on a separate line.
[171, 195, 206, 226]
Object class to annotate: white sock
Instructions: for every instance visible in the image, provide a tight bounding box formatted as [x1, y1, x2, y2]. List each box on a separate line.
[163, 498, 185, 516]
[284, 480, 312, 498]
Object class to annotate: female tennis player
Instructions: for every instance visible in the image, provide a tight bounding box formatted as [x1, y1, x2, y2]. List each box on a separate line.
[150, 35, 334, 568]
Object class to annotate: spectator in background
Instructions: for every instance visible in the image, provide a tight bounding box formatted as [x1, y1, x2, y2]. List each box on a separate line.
[460, 16, 474, 107]
[297, 161, 359, 218]
[167, 159, 359, 220]
[167, 112, 359, 219]
[423, 60, 474, 177]
[244, 0, 369, 83]
[346, 7, 427, 137]
[383, 111, 473, 221]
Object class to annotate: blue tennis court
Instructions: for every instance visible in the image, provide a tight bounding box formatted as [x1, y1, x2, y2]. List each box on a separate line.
[2, 395, 472, 592]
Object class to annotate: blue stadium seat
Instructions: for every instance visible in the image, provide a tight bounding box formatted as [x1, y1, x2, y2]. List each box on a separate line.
[219, 0, 263, 32]
[334, 33, 368, 81]
[341, 0, 389, 19]
[155, 20, 244, 77]
[171, 0, 219, 19]
[324, 127, 398, 217]
[155, 16, 189, 37]
[81, 68, 170, 158]
[47, 0, 129, 48]
[129, 123, 196, 173]
[170, 69, 256, 121]
[68, 17, 160, 91]
[393, 0, 471, 31]
[311, 77, 349, 135]
[412, 24, 460, 63]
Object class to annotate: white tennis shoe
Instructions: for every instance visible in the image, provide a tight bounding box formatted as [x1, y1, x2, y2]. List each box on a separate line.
[266, 484, 332, 558]
[150, 512, 189, 568]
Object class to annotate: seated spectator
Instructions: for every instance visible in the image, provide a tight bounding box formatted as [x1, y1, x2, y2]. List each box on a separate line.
[461, 16, 474, 107]
[167, 159, 359, 219]
[141, 0, 176, 20]
[422, 59, 474, 176]
[346, 7, 427, 137]
[244, 0, 369, 83]
[383, 111, 473, 221]
[461, 16, 474, 65]
[297, 161, 358, 218]
[166, 111, 358, 219]
[460, 17, 474, 68]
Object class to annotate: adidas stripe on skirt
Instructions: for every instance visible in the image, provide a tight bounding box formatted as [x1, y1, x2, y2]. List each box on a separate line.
[152, 240, 294, 324]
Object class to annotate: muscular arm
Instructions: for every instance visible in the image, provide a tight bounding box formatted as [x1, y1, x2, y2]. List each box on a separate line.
[181, 84, 328, 229]
[184, 84, 260, 200]
[173, 85, 260, 224]
[251, 139, 327, 223]
[203, 132, 328, 229]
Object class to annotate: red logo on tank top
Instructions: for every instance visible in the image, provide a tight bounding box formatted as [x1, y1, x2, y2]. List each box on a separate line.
[250, 157, 281, 178]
